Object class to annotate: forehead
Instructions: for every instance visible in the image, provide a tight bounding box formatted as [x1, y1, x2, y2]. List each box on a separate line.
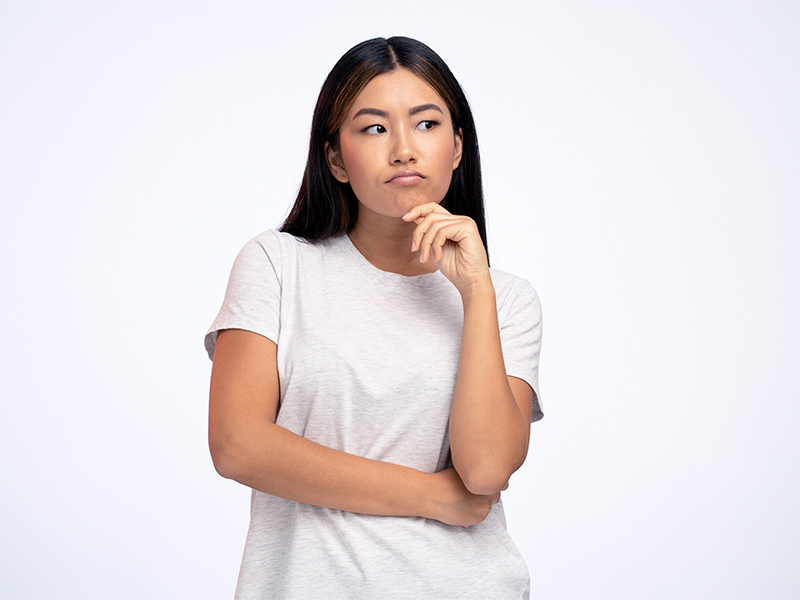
[349, 68, 448, 115]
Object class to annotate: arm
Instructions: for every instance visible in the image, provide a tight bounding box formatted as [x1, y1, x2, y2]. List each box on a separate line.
[404, 204, 533, 495]
[451, 282, 533, 495]
[209, 327, 500, 526]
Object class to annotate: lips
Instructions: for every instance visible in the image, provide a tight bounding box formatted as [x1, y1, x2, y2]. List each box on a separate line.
[387, 170, 425, 185]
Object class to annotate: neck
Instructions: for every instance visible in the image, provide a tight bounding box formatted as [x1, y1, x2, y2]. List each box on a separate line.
[348, 210, 438, 276]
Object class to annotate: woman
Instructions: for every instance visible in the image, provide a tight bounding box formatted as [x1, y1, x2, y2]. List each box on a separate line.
[206, 36, 543, 599]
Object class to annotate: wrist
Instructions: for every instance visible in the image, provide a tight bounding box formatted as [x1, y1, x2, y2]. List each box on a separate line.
[414, 471, 440, 520]
[457, 273, 495, 304]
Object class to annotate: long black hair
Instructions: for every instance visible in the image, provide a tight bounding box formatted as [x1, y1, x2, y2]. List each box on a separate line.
[280, 36, 487, 254]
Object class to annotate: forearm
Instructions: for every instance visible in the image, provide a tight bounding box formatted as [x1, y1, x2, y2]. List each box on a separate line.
[212, 421, 434, 518]
[449, 278, 530, 495]
[209, 329, 499, 527]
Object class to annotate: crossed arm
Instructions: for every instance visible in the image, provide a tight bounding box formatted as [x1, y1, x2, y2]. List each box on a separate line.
[209, 204, 533, 526]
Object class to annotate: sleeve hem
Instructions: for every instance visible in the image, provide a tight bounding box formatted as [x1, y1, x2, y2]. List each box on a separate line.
[204, 321, 279, 360]
[507, 370, 543, 423]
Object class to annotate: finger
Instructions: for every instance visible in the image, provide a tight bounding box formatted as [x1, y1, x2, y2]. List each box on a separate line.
[417, 214, 474, 248]
[418, 218, 462, 261]
[402, 202, 450, 223]
[419, 219, 454, 262]
[430, 221, 469, 262]
[431, 224, 464, 262]
[411, 213, 450, 252]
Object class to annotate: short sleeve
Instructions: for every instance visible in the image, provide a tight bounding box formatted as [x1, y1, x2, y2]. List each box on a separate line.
[498, 281, 544, 422]
[204, 231, 283, 360]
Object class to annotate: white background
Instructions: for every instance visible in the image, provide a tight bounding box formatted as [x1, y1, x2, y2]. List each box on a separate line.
[1, 1, 798, 598]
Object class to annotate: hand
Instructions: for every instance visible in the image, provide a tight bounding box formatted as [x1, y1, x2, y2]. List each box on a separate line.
[402, 203, 490, 293]
[425, 467, 506, 527]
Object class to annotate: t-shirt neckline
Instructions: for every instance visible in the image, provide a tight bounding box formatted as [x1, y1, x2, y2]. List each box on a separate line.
[337, 233, 445, 285]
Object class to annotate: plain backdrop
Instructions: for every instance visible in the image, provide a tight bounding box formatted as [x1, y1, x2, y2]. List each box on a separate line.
[1, 1, 798, 598]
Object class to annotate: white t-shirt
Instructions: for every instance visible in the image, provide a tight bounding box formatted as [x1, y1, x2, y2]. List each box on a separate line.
[206, 230, 543, 600]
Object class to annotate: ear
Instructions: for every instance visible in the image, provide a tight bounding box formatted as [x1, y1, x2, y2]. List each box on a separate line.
[452, 128, 463, 170]
[325, 141, 349, 183]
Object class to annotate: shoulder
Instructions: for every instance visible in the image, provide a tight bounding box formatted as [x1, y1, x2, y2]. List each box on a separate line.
[232, 230, 349, 286]
[489, 268, 541, 321]
[240, 229, 304, 255]
[234, 229, 319, 269]
[245, 229, 341, 255]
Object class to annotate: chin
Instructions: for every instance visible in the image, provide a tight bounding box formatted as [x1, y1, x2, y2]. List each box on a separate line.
[398, 196, 443, 212]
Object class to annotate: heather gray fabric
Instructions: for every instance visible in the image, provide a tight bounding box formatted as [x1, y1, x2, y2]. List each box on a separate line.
[206, 230, 543, 600]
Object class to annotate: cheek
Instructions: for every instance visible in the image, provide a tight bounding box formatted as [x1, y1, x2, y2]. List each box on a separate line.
[424, 145, 456, 200]
[425, 135, 457, 187]
[339, 138, 371, 183]
[426, 134, 456, 167]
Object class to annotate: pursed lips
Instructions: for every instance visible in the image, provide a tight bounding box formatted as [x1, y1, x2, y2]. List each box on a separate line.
[386, 170, 425, 185]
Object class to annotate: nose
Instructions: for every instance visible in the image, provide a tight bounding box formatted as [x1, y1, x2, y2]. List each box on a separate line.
[390, 127, 417, 164]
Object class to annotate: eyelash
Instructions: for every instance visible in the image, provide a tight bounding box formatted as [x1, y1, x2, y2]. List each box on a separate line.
[417, 120, 440, 131]
[361, 121, 441, 134]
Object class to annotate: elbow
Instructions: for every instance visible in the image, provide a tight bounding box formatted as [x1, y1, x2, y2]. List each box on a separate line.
[455, 449, 527, 495]
[460, 469, 510, 496]
[209, 419, 278, 483]
[210, 450, 236, 481]
[457, 458, 524, 496]
[209, 431, 249, 481]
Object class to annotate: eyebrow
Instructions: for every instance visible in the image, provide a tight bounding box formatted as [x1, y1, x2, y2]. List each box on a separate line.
[352, 103, 444, 120]
[409, 103, 443, 116]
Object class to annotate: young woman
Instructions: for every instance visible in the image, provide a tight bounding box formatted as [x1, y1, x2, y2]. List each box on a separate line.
[206, 36, 543, 599]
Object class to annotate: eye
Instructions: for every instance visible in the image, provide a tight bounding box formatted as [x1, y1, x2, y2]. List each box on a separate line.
[363, 124, 386, 134]
[416, 120, 440, 131]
